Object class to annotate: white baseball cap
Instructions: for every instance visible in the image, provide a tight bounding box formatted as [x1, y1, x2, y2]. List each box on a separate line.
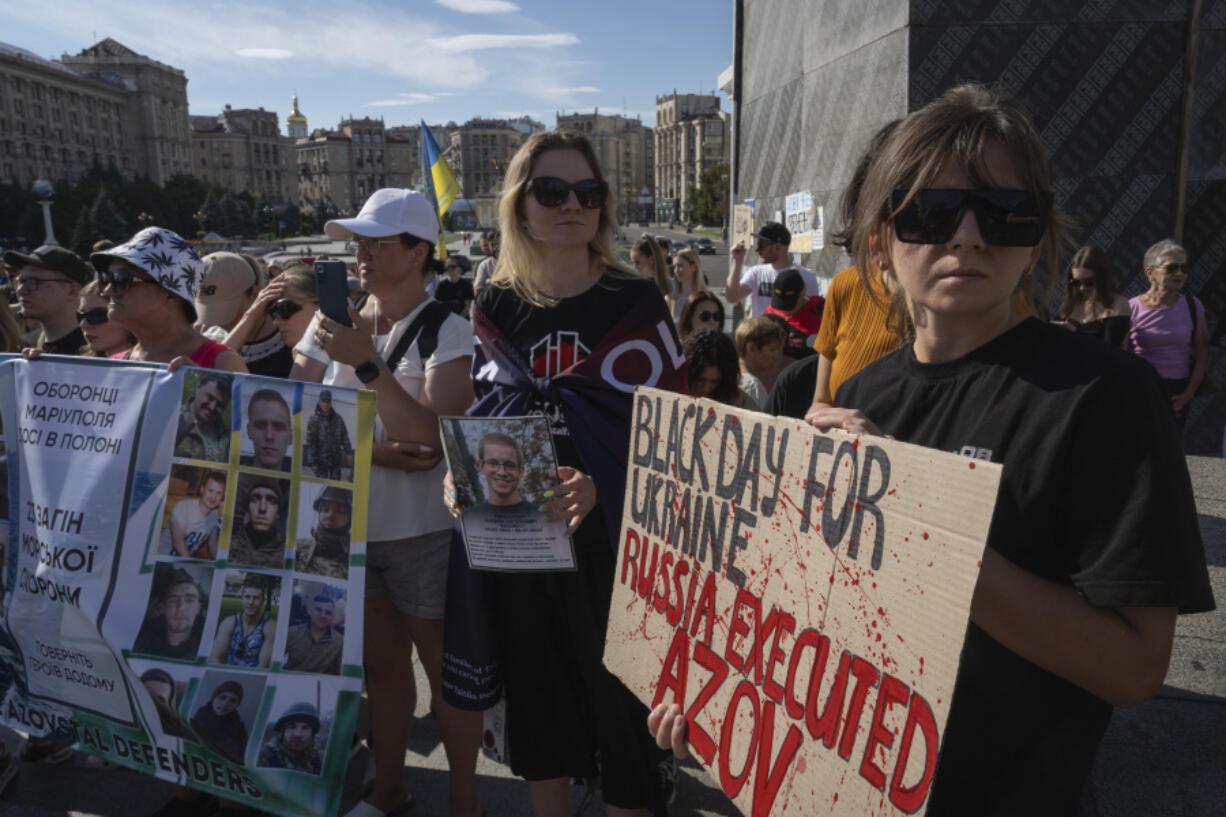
[196, 252, 257, 328]
[325, 189, 439, 243]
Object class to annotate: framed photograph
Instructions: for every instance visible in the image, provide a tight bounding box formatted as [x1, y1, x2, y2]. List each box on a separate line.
[440, 416, 574, 572]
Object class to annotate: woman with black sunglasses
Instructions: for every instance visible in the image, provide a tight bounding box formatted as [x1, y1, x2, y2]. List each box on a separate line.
[652, 84, 1213, 816]
[442, 130, 684, 817]
[1056, 245, 1129, 346]
[77, 279, 133, 357]
[266, 263, 319, 349]
[90, 227, 246, 372]
[677, 289, 724, 340]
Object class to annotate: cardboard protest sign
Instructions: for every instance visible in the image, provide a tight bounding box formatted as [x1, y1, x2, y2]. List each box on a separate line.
[605, 388, 1002, 817]
[732, 204, 754, 250]
[0, 356, 374, 817]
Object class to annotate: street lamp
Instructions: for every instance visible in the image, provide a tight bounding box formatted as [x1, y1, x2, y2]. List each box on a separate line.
[137, 211, 154, 228]
[31, 179, 57, 246]
[193, 209, 207, 236]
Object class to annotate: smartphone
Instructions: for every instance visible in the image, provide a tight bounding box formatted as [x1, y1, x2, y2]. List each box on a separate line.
[314, 260, 352, 328]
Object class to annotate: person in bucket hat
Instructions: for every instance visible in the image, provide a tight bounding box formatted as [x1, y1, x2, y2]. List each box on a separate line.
[89, 227, 246, 372]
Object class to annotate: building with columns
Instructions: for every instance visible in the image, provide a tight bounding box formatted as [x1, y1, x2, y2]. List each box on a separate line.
[60, 38, 192, 185]
[295, 115, 417, 213]
[0, 38, 190, 188]
[556, 111, 654, 224]
[190, 105, 297, 204]
[653, 92, 728, 223]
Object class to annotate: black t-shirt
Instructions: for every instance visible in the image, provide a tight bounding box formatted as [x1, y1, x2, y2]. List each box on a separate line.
[436, 277, 475, 309]
[836, 318, 1214, 815]
[475, 274, 658, 469]
[38, 326, 86, 355]
[766, 354, 819, 419]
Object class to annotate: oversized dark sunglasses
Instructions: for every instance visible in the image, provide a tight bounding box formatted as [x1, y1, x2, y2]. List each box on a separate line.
[1066, 277, 1096, 290]
[76, 307, 109, 325]
[96, 266, 152, 293]
[697, 309, 722, 322]
[525, 176, 608, 209]
[270, 299, 307, 319]
[890, 188, 1051, 247]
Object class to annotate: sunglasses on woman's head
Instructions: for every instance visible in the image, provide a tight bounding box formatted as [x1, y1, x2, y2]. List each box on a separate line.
[890, 188, 1051, 247]
[96, 266, 152, 293]
[525, 176, 609, 209]
[270, 299, 305, 319]
[76, 307, 109, 325]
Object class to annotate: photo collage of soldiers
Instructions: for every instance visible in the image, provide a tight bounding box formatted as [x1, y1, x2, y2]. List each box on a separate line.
[124, 370, 360, 773]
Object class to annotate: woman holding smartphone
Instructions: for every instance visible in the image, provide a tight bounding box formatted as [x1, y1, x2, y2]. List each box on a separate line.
[651, 84, 1213, 815]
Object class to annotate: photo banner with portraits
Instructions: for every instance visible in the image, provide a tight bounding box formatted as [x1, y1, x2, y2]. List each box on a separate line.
[0, 355, 374, 817]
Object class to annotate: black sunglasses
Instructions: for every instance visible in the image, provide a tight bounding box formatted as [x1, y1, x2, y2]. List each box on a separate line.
[890, 188, 1051, 247]
[97, 266, 153, 293]
[76, 307, 109, 325]
[525, 176, 608, 209]
[270, 299, 307, 319]
[1066, 277, 1096, 289]
[697, 309, 722, 322]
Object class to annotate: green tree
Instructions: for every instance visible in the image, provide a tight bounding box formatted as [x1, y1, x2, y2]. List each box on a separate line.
[69, 204, 97, 257]
[163, 175, 211, 236]
[90, 190, 129, 243]
[690, 163, 730, 226]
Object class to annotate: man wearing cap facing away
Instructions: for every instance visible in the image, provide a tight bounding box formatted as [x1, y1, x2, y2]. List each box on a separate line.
[196, 252, 293, 377]
[725, 221, 823, 318]
[764, 267, 824, 360]
[5, 245, 92, 354]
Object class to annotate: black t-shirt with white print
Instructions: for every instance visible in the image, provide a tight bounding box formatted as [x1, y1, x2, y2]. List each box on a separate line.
[836, 317, 1214, 816]
[475, 274, 659, 469]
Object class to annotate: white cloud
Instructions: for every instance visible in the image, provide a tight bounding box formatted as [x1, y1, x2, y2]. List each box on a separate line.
[435, 0, 519, 13]
[429, 33, 579, 53]
[235, 47, 292, 59]
[367, 92, 439, 107]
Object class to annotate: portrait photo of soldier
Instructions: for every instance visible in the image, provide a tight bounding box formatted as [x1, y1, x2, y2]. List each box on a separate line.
[282, 582, 346, 676]
[293, 485, 352, 580]
[238, 387, 294, 473]
[158, 466, 226, 559]
[188, 670, 266, 765]
[227, 474, 289, 570]
[303, 388, 355, 481]
[174, 371, 234, 464]
[257, 701, 325, 775]
[208, 573, 278, 669]
[132, 563, 211, 660]
[137, 665, 188, 738]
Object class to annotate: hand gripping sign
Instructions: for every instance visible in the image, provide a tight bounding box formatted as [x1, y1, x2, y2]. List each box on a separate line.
[604, 388, 1002, 817]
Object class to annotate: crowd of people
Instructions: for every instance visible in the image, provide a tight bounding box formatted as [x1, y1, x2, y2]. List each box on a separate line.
[0, 81, 1218, 817]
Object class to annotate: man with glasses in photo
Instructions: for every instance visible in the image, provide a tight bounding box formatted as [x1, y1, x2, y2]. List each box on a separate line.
[725, 221, 822, 318]
[4, 246, 92, 354]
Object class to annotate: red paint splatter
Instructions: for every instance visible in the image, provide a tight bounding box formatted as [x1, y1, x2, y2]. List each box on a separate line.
[922, 532, 929, 540]
[968, 461, 976, 469]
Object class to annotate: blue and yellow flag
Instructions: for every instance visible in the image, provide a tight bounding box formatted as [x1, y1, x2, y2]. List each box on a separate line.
[421, 121, 459, 217]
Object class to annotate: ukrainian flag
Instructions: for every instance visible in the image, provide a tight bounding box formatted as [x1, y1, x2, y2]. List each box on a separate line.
[421, 121, 459, 217]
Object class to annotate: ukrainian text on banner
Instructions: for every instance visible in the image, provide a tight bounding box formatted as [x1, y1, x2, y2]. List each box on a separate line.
[604, 387, 1003, 817]
[0, 356, 374, 817]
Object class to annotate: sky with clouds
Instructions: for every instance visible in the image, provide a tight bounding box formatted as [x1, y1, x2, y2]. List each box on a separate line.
[2, 0, 733, 131]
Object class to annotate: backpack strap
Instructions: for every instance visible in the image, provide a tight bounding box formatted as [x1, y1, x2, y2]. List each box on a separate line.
[383, 300, 453, 372]
[1185, 293, 1199, 335]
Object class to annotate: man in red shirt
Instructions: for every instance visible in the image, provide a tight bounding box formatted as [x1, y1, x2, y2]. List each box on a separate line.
[765, 267, 824, 359]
